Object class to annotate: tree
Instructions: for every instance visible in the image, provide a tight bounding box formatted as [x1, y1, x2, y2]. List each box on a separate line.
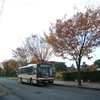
[30, 59, 38, 64]
[71, 64, 75, 69]
[24, 34, 54, 63]
[45, 6, 100, 85]
[94, 59, 100, 68]
[71, 64, 75, 68]
[81, 62, 87, 68]
[12, 47, 28, 66]
[2, 59, 18, 76]
[8, 59, 18, 71]
[54, 62, 67, 72]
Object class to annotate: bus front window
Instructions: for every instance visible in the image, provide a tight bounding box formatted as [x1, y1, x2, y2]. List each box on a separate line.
[38, 67, 53, 77]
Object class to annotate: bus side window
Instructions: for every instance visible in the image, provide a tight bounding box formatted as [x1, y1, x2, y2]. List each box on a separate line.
[21, 68, 25, 73]
[34, 68, 36, 74]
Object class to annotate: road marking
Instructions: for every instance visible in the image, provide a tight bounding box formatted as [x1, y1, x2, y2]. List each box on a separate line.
[47, 90, 52, 92]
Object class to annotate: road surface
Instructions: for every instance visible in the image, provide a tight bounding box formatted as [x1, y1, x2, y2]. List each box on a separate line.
[0, 78, 100, 100]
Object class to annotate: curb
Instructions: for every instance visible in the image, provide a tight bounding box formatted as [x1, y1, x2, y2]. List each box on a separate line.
[52, 83, 100, 91]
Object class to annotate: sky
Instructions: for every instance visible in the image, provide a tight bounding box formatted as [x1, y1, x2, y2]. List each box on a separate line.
[0, 0, 100, 66]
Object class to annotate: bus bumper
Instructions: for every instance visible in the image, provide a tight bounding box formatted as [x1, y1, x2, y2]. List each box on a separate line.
[37, 79, 53, 84]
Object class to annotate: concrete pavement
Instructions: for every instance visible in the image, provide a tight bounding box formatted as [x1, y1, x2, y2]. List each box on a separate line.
[53, 81, 100, 90]
[0, 80, 100, 97]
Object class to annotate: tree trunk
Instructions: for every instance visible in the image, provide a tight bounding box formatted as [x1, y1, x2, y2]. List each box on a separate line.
[76, 57, 82, 85]
[77, 66, 81, 85]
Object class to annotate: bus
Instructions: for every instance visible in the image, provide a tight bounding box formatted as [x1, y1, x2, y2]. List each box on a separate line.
[18, 63, 54, 86]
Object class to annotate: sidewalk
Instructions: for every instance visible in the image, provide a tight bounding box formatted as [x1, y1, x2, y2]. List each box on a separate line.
[0, 80, 100, 97]
[53, 81, 100, 90]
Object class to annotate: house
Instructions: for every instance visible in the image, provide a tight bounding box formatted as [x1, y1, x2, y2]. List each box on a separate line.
[67, 67, 77, 71]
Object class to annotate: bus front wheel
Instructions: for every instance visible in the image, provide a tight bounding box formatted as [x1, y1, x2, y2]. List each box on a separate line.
[20, 78, 23, 84]
[30, 79, 33, 86]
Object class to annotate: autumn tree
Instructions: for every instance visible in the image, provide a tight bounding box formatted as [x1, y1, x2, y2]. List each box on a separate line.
[8, 59, 18, 71]
[2, 59, 18, 76]
[30, 59, 38, 64]
[24, 34, 54, 63]
[12, 47, 28, 66]
[45, 6, 100, 85]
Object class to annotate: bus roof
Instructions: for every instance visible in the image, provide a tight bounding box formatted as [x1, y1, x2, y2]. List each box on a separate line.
[18, 64, 37, 69]
[28, 64, 37, 66]
[18, 63, 52, 69]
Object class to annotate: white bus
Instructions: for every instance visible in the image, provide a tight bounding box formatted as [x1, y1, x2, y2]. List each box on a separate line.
[18, 63, 54, 85]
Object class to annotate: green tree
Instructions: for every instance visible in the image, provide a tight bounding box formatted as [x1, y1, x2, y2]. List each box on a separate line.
[81, 62, 87, 68]
[94, 59, 100, 68]
[54, 62, 67, 72]
[71, 64, 75, 68]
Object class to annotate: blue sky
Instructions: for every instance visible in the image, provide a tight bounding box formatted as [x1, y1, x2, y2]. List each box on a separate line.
[0, 0, 100, 66]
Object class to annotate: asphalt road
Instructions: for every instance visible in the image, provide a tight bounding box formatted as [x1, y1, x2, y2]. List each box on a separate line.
[0, 78, 100, 100]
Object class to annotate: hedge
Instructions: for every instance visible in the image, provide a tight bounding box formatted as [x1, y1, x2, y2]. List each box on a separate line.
[61, 71, 100, 82]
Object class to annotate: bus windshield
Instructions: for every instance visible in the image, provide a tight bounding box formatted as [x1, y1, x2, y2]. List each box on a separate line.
[37, 65, 53, 77]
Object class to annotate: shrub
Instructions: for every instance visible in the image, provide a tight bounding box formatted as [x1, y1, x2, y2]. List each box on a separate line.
[54, 72, 62, 80]
[61, 71, 100, 82]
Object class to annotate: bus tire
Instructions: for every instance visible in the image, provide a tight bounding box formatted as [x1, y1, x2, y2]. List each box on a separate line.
[20, 78, 23, 84]
[30, 79, 33, 86]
